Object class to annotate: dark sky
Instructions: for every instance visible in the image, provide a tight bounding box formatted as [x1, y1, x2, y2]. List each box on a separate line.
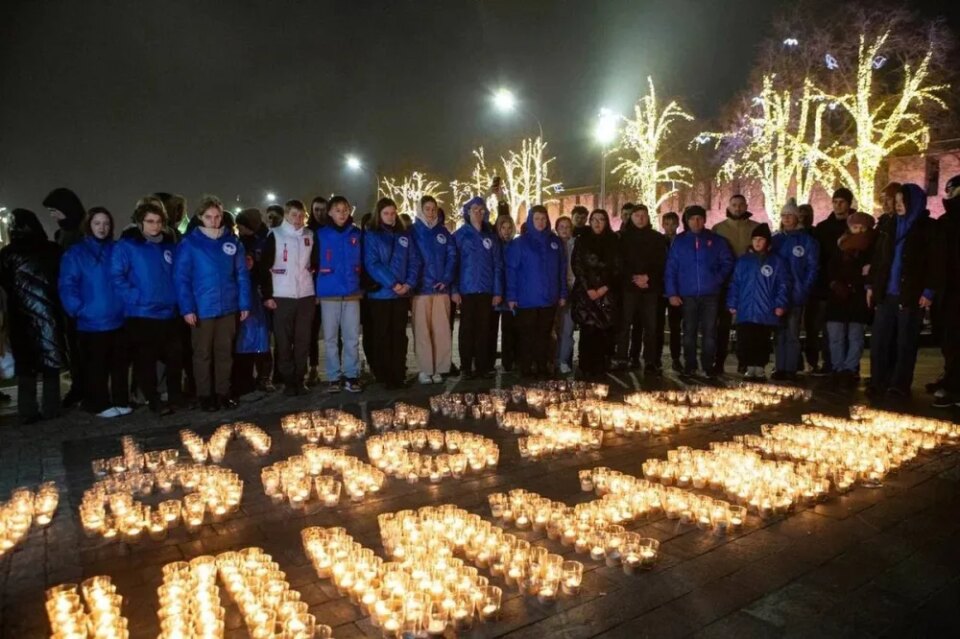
[1, 0, 955, 224]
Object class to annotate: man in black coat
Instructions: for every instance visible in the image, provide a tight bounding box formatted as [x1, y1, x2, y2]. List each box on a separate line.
[932, 175, 960, 408]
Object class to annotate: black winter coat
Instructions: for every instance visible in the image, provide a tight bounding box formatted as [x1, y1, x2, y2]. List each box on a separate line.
[618, 221, 668, 295]
[870, 210, 937, 309]
[571, 230, 621, 329]
[0, 209, 67, 373]
[825, 231, 874, 324]
[812, 212, 850, 297]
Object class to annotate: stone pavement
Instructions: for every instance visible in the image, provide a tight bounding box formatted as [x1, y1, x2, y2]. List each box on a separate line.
[0, 344, 958, 638]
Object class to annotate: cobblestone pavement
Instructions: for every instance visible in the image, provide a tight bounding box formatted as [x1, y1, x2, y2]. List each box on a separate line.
[0, 340, 957, 638]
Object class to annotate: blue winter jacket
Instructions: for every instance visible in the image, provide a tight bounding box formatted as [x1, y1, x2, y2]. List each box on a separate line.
[362, 224, 421, 300]
[315, 222, 363, 298]
[111, 229, 179, 320]
[771, 229, 819, 307]
[664, 229, 735, 298]
[236, 235, 270, 354]
[452, 199, 504, 297]
[726, 251, 790, 326]
[59, 237, 125, 332]
[174, 228, 251, 319]
[411, 216, 457, 294]
[506, 208, 568, 309]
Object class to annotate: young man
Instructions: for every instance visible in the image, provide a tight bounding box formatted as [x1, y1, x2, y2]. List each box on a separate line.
[571, 205, 589, 238]
[307, 196, 329, 385]
[315, 195, 363, 393]
[657, 211, 683, 372]
[712, 194, 758, 374]
[260, 200, 316, 396]
[665, 205, 735, 378]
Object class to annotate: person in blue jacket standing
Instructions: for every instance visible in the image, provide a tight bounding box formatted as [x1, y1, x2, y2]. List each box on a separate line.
[315, 195, 364, 394]
[452, 196, 503, 379]
[233, 208, 272, 397]
[174, 195, 251, 411]
[363, 197, 420, 389]
[111, 201, 183, 415]
[727, 224, 789, 380]
[665, 205, 735, 378]
[59, 207, 130, 418]
[771, 199, 819, 381]
[506, 205, 568, 378]
[410, 195, 457, 384]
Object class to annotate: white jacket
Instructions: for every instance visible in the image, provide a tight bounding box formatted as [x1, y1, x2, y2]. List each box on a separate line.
[267, 221, 315, 299]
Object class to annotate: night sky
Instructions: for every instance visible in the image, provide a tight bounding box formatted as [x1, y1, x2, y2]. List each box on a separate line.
[1, 0, 956, 226]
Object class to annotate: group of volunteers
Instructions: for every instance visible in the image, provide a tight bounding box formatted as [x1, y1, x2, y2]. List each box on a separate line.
[1, 175, 958, 424]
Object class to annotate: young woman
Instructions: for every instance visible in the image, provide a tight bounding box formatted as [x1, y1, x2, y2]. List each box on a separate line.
[554, 216, 576, 374]
[59, 207, 130, 417]
[233, 209, 272, 397]
[571, 209, 621, 377]
[174, 196, 250, 411]
[489, 214, 517, 371]
[363, 198, 420, 389]
[410, 195, 457, 383]
[506, 205, 568, 378]
[726, 224, 789, 380]
[452, 196, 503, 378]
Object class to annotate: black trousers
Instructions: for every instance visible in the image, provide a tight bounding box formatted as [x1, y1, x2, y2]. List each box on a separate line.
[274, 297, 315, 386]
[309, 304, 321, 368]
[580, 325, 612, 375]
[939, 296, 960, 394]
[617, 291, 659, 367]
[79, 329, 129, 413]
[459, 294, 493, 374]
[17, 368, 61, 421]
[232, 353, 258, 397]
[715, 287, 736, 370]
[657, 297, 682, 363]
[181, 320, 195, 396]
[803, 298, 831, 371]
[736, 322, 773, 367]
[516, 306, 556, 376]
[367, 298, 410, 385]
[126, 317, 183, 404]
[490, 310, 517, 371]
[64, 316, 82, 398]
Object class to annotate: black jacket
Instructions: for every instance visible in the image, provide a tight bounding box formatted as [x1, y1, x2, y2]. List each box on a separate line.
[0, 209, 67, 373]
[870, 204, 937, 308]
[42, 187, 85, 250]
[618, 220, 668, 295]
[825, 231, 875, 324]
[812, 212, 851, 298]
[571, 230, 621, 329]
[937, 199, 960, 302]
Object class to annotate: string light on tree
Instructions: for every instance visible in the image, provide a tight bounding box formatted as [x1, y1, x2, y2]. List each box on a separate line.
[500, 136, 562, 223]
[378, 171, 447, 217]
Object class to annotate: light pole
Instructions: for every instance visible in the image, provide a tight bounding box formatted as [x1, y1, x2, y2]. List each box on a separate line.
[265, 191, 277, 204]
[345, 154, 380, 207]
[492, 87, 544, 139]
[594, 107, 619, 208]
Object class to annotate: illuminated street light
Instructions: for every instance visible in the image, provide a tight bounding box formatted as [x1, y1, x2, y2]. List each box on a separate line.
[265, 192, 277, 203]
[345, 155, 363, 171]
[595, 107, 620, 206]
[492, 88, 517, 113]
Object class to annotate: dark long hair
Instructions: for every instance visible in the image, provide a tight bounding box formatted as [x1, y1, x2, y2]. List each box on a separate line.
[368, 197, 406, 231]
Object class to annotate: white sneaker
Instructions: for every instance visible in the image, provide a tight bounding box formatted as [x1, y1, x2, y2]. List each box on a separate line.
[115, 406, 133, 416]
[418, 372, 434, 385]
[933, 388, 947, 399]
[432, 374, 444, 383]
[559, 363, 572, 374]
[96, 407, 121, 418]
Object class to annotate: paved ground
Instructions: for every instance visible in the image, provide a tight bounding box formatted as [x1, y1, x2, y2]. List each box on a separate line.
[0, 337, 958, 638]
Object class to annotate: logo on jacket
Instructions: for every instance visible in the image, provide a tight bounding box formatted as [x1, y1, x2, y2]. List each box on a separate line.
[437, 234, 447, 245]
[223, 243, 237, 256]
[163, 250, 173, 264]
[761, 264, 774, 277]
[550, 241, 559, 250]
[398, 236, 409, 248]
[350, 236, 358, 246]
[792, 245, 805, 257]
[482, 238, 493, 250]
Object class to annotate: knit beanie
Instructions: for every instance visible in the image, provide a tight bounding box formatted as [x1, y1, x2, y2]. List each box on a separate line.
[751, 223, 772, 241]
[847, 211, 876, 230]
[832, 187, 854, 205]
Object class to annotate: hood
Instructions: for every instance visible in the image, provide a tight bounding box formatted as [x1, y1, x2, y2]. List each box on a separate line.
[9, 208, 49, 243]
[725, 209, 753, 222]
[42, 187, 86, 231]
[898, 183, 928, 232]
[461, 196, 487, 223]
[524, 207, 553, 239]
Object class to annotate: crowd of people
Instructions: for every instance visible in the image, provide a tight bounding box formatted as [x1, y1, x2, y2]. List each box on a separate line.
[1, 175, 958, 424]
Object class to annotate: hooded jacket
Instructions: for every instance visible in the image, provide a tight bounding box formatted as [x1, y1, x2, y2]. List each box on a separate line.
[618, 216, 668, 295]
[726, 250, 790, 326]
[771, 229, 820, 307]
[59, 236, 125, 332]
[0, 209, 67, 373]
[362, 222, 420, 300]
[571, 222, 621, 328]
[813, 211, 853, 297]
[174, 227, 251, 319]
[315, 218, 363, 298]
[452, 197, 504, 297]
[712, 210, 758, 257]
[826, 230, 875, 324]
[42, 187, 85, 250]
[505, 208, 568, 309]
[870, 183, 936, 307]
[410, 212, 457, 294]
[664, 229, 735, 298]
[111, 227, 179, 319]
[236, 234, 270, 354]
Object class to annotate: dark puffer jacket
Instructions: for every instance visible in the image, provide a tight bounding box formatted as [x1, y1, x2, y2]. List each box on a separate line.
[618, 217, 668, 295]
[826, 230, 875, 324]
[571, 226, 621, 329]
[42, 187, 85, 250]
[0, 209, 67, 373]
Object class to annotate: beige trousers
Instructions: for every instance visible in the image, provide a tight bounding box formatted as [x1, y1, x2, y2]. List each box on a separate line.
[412, 294, 452, 375]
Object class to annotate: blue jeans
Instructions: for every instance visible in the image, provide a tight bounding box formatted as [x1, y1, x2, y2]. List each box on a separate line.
[775, 306, 803, 373]
[870, 295, 922, 393]
[826, 321, 865, 372]
[556, 305, 574, 368]
[681, 295, 718, 373]
[320, 299, 361, 380]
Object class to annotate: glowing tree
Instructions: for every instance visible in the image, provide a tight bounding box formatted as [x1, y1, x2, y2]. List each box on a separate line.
[378, 172, 447, 218]
[500, 136, 562, 223]
[613, 77, 695, 228]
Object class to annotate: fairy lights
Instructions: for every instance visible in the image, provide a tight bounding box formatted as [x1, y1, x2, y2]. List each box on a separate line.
[378, 171, 447, 217]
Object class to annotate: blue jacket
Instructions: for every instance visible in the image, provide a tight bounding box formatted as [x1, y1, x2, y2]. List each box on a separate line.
[664, 229, 734, 298]
[771, 229, 819, 307]
[362, 224, 421, 300]
[452, 198, 504, 297]
[111, 229, 179, 320]
[59, 237, 125, 332]
[506, 208, 568, 309]
[411, 216, 457, 294]
[726, 251, 790, 326]
[315, 222, 363, 297]
[236, 234, 270, 354]
[174, 228, 251, 319]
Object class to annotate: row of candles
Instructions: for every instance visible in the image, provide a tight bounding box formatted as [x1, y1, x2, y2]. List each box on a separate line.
[427, 392, 510, 421]
[0, 482, 59, 559]
[498, 413, 603, 458]
[261, 445, 386, 509]
[848, 405, 960, 441]
[180, 422, 271, 463]
[90, 436, 180, 478]
[370, 402, 431, 430]
[46, 576, 128, 639]
[80, 464, 243, 541]
[365, 430, 499, 482]
[280, 409, 366, 444]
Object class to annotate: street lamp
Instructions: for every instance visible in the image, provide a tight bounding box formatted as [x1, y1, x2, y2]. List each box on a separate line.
[491, 87, 543, 139]
[345, 154, 363, 171]
[594, 107, 619, 207]
[265, 192, 277, 204]
[345, 154, 380, 205]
